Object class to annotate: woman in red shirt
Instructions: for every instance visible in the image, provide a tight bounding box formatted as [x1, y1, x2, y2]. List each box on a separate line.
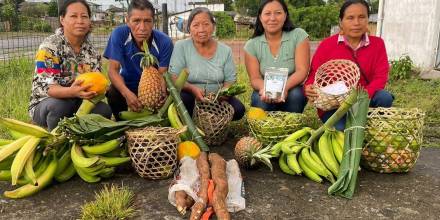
[304, 0, 393, 130]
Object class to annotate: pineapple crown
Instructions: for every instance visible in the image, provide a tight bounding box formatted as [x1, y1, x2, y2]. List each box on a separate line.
[131, 40, 158, 69]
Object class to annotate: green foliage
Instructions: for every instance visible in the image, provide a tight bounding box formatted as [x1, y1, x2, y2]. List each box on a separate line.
[389, 55, 414, 80]
[81, 184, 137, 220]
[370, 0, 379, 14]
[234, 0, 259, 16]
[288, 0, 325, 8]
[213, 12, 236, 39]
[20, 2, 48, 17]
[290, 4, 339, 39]
[48, 0, 58, 17]
[19, 16, 52, 32]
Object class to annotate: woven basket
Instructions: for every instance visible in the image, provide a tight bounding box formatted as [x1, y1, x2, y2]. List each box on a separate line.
[361, 107, 425, 173]
[125, 127, 180, 179]
[247, 111, 305, 145]
[313, 59, 360, 111]
[193, 100, 234, 146]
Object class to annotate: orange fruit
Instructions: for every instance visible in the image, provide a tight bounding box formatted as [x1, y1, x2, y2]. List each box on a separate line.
[247, 107, 267, 120]
[177, 141, 201, 160]
[75, 72, 109, 95]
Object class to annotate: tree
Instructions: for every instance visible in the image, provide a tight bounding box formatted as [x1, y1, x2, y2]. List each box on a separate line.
[234, 0, 259, 16]
[370, 0, 379, 14]
[48, 0, 58, 17]
[20, 2, 48, 17]
[288, 0, 325, 8]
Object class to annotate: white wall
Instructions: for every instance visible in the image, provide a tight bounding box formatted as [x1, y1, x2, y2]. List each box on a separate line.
[380, 0, 440, 68]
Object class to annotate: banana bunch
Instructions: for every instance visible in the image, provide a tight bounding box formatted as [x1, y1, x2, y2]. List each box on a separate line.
[271, 127, 345, 184]
[70, 138, 130, 183]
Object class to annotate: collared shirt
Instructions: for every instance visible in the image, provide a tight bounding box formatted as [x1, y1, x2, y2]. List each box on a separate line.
[29, 28, 101, 117]
[244, 28, 309, 76]
[103, 25, 173, 91]
[169, 38, 236, 93]
[337, 33, 370, 51]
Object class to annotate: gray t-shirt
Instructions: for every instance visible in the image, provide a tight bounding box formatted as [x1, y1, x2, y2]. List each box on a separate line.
[169, 38, 236, 93]
[244, 28, 309, 77]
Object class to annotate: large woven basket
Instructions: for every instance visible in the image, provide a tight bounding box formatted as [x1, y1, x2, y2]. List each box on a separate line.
[313, 59, 360, 111]
[247, 111, 306, 145]
[125, 127, 180, 179]
[361, 107, 425, 173]
[193, 100, 234, 146]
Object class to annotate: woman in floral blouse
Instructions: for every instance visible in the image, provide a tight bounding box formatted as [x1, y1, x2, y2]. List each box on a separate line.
[29, 0, 111, 130]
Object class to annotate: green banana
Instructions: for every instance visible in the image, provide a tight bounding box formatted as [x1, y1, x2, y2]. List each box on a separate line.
[318, 132, 340, 177]
[98, 167, 116, 178]
[300, 147, 328, 177]
[0, 139, 13, 146]
[99, 156, 131, 167]
[168, 103, 190, 140]
[54, 148, 72, 177]
[335, 130, 345, 147]
[281, 143, 305, 155]
[0, 118, 51, 138]
[11, 137, 41, 185]
[102, 147, 125, 157]
[278, 153, 295, 175]
[283, 127, 313, 142]
[82, 137, 123, 155]
[54, 162, 76, 183]
[71, 143, 100, 168]
[119, 109, 153, 120]
[4, 153, 58, 199]
[298, 153, 323, 183]
[0, 136, 32, 162]
[330, 132, 343, 164]
[309, 149, 335, 183]
[74, 165, 101, 183]
[0, 155, 14, 170]
[77, 162, 106, 176]
[9, 129, 27, 140]
[270, 142, 284, 157]
[286, 153, 302, 175]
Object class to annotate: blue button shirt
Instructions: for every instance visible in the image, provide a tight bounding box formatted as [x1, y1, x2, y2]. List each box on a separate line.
[104, 25, 173, 91]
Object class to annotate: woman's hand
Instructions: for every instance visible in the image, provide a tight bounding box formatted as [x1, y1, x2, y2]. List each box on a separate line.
[304, 84, 318, 102]
[70, 79, 96, 100]
[122, 89, 143, 112]
[191, 86, 206, 102]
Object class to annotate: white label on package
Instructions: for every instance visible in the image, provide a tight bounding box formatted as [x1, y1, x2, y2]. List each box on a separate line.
[320, 81, 349, 95]
[264, 67, 288, 100]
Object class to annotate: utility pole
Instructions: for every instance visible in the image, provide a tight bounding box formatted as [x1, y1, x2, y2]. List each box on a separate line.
[162, 3, 168, 35]
[57, 0, 65, 16]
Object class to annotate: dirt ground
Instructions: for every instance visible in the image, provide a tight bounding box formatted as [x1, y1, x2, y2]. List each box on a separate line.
[0, 139, 439, 220]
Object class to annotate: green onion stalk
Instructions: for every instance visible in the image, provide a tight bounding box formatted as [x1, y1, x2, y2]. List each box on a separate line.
[164, 72, 209, 152]
[328, 89, 370, 199]
[306, 89, 359, 146]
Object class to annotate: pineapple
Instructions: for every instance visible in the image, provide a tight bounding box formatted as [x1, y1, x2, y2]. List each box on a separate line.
[136, 40, 167, 111]
[234, 136, 273, 170]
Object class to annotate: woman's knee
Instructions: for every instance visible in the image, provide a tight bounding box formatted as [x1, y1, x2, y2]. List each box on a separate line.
[228, 97, 245, 120]
[371, 90, 394, 107]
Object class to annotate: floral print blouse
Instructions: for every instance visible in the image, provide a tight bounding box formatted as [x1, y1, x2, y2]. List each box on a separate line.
[29, 28, 101, 117]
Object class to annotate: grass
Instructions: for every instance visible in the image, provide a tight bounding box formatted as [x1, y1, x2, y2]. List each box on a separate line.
[0, 58, 438, 147]
[80, 184, 137, 220]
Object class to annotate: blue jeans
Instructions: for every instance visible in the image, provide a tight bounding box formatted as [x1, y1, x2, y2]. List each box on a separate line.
[251, 86, 307, 113]
[321, 89, 394, 131]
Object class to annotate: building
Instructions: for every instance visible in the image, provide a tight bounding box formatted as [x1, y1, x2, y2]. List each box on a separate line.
[378, 0, 440, 69]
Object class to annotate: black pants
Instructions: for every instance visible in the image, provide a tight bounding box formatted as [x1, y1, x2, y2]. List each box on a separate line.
[106, 84, 137, 121]
[181, 91, 245, 121]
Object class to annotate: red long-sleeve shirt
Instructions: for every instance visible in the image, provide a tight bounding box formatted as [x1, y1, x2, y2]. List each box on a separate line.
[305, 34, 390, 99]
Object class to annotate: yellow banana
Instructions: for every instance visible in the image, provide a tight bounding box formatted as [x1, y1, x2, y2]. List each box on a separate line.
[286, 153, 302, 175]
[330, 132, 343, 164]
[99, 156, 131, 167]
[11, 137, 40, 185]
[0, 136, 32, 162]
[74, 164, 101, 183]
[318, 132, 340, 176]
[283, 127, 313, 142]
[0, 139, 13, 146]
[309, 149, 335, 183]
[4, 153, 58, 199]
[54, 162, 76, 183]
[71, 143, 100, 168]
[24, 150, 37, 185]
[299, 147, 328, 177]
[298, 153, 323, 183]
[278, 153, 295, 175]
[82, 138, 123, 155]
[335, 130, 345, 147]
[168, 103, 190, 140]
[0, 118, 51, 138]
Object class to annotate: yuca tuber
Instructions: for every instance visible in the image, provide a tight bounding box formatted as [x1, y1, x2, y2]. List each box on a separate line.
[209, 153, 230, 220]
[190, 152, 210, 220]
[175, 190, 188, 215]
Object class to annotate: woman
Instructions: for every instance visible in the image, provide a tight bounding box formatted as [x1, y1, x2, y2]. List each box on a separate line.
[304, 0, 393, 130]
[168, 7, 245, 121]
[244, 0, 310, 113]
[29, 0, 111, 130]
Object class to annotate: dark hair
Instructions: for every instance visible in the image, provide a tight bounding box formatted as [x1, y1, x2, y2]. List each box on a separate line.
[339, 0, 370, 20]
[186, 7, 216, 33]
[252, 0, 295, 38]
[128, 0, 156, 18]
[59, 0, 91, 18]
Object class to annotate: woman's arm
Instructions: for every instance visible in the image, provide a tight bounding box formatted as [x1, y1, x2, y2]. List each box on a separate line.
[244, 51, 264, 92]
[285, 38, 310, 91]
